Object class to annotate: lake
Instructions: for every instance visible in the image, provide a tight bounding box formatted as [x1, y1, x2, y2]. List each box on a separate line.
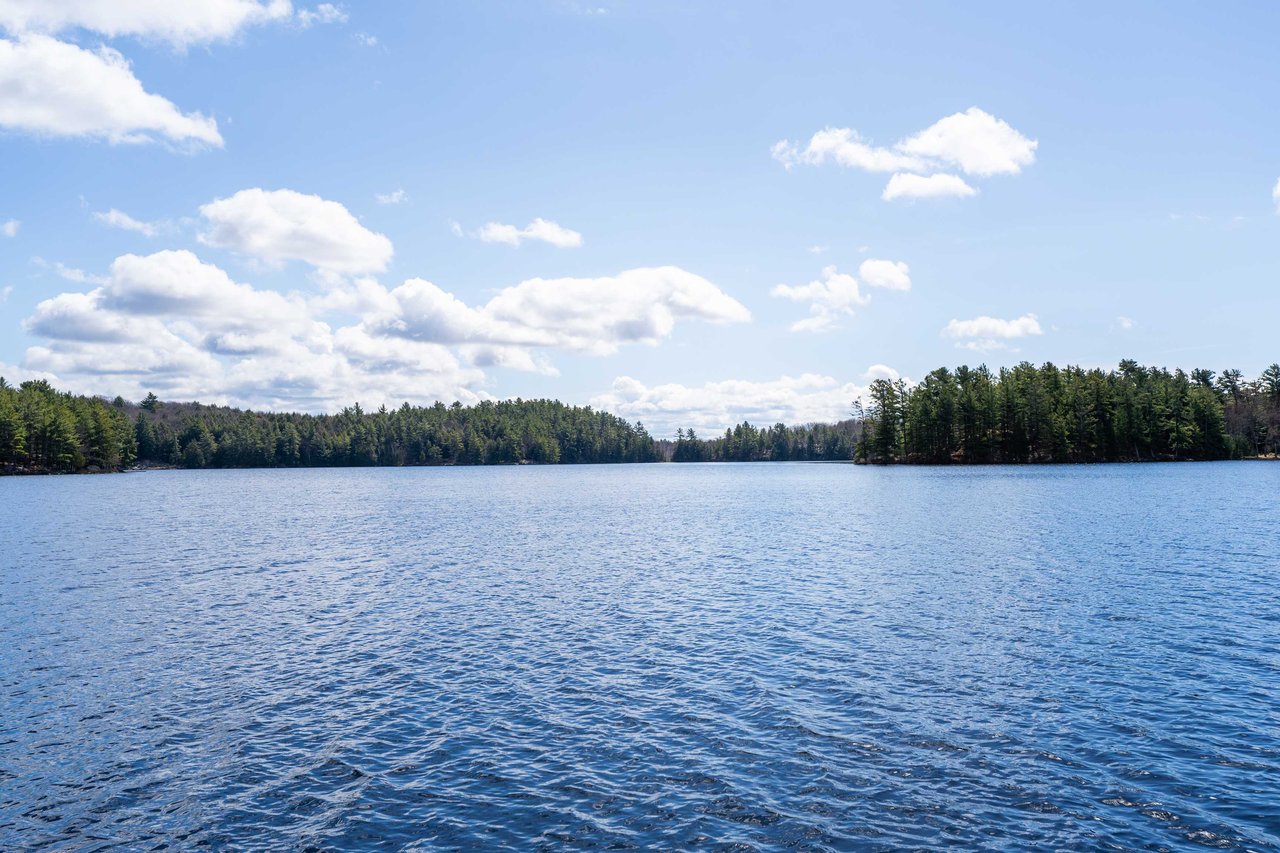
[2, 463, 1279, 850]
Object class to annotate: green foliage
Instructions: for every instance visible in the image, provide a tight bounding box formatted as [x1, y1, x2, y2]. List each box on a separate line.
[121, 395, 659, 470]
[672, 361, 1280, 465]
[669, 421, 862, 462]
[0, 379, 136, 473]
[858, 361, 1258, 463]
[5, 359, 1278, 476]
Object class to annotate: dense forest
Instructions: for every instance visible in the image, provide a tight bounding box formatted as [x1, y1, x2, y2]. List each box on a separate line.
[0, 379, 657, 473]
[3, 360, 1278, 474]
[672, 360, 1280, 464]
[0, 379, 136, 474]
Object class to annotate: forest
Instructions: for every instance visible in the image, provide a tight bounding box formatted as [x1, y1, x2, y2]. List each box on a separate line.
[0, 379, 657, 473]
[2, 360, 1278, 474]
[672, 360, 1280, 464]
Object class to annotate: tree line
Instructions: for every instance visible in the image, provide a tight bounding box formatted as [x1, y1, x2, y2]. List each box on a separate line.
[0, 379, 136, 473]
[0, 381, 658, 473]
[664, 421, 862, 463]
[667, 360, 1280, 464]
[4, 360, 1278, 474]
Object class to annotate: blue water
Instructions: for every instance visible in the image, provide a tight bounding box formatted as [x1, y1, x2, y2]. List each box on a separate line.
[2, 463, 1279, 850]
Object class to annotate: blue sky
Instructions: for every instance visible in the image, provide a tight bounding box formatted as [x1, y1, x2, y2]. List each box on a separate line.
[2, 1, 1278, 434]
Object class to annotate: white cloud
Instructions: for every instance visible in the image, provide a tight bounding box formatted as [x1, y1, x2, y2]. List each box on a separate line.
[943, 313, 1042, 351]
[895, 107, 1037, 177]
[1273, 177, 1280, 214]
[858, 258, 911, 291]
[93, 208, 159, 237]
[198, 188, 393, 274]
[375, 188, 407, 205]
[591, 374, 868, 436]
[771, 129, 924, 173]
[460, 345, 560, 376]
[26, 251, 314, 344]
[355, 32, 377, 47]
[0, 0, 293, 46]
[473, 218, 584, 248]
[52, 261, 108, 285]
[20, 251, 749, 408]
[771, 262, 909, 333]
[944, 314, 1043, 339]
[20, 249, 485, 411]
[1115, 316, 1135, 331]
[379, 266, 750, 355]
[771, 265, 867, 332]
[807, 244, 827, 255]
[1, 218, 17, 237]
[864, 364, 900, 382]
[0, 35, 222, 146]
[775, 107, 1034, 201]
[0, 285, 12, 303]
[296, 3, 346, 28]
[882, 173, 976, 201]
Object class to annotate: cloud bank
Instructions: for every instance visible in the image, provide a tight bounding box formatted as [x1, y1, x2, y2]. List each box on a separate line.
[18, 189, 751, 411]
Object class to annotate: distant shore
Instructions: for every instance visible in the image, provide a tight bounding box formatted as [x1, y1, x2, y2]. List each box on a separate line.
[3, 360, 1278, 475]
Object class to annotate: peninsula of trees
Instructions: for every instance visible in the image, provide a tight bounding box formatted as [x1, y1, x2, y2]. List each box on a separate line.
[2, 360, 1278, 475]
[678, 360, 1280, 464]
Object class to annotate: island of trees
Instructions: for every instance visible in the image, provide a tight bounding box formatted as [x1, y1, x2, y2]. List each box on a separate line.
[2, 360, 1278, 474]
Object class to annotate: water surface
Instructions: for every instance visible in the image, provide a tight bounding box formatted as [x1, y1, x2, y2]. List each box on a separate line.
[3, 463, 1279, 850]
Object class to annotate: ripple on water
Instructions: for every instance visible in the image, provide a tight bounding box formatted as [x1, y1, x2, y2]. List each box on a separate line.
[2, 462, 1280, 850]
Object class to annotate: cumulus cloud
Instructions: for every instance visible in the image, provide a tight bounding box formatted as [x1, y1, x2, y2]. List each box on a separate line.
[0, 0, 293, 46]
[19, 245, 749, 410]
[0, 34, 222, 146]
[377, 266, 750, 355]
[472, 218, 584, 248]
[375, 188, 407, 205]
[943, 313, 1043, 351]
[771, 265, 867, 332]
[591, 374, 869, 436]
[895, 108, 1037, 177]
[882, 173, 976, 201]
[26, 250, 315, 344]
[1, 218, 17, 237]
[858, 258, 911, 291]
[864, 364, 900, 382]
[771, 262, 908, 333]
[20, 249, 484, 410]
[93, 208, 160, 237]
[199, 188, 393, 274]
[774, 107, 1034, 201]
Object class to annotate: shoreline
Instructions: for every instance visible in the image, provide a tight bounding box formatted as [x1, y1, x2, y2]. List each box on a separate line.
[4, 455, 1277, 478]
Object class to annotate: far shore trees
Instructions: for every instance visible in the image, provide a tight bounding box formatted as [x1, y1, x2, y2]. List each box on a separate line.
[3, 360, 1279, 475]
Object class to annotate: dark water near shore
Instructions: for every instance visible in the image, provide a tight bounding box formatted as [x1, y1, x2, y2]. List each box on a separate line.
[3, 463, 1279, 851]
